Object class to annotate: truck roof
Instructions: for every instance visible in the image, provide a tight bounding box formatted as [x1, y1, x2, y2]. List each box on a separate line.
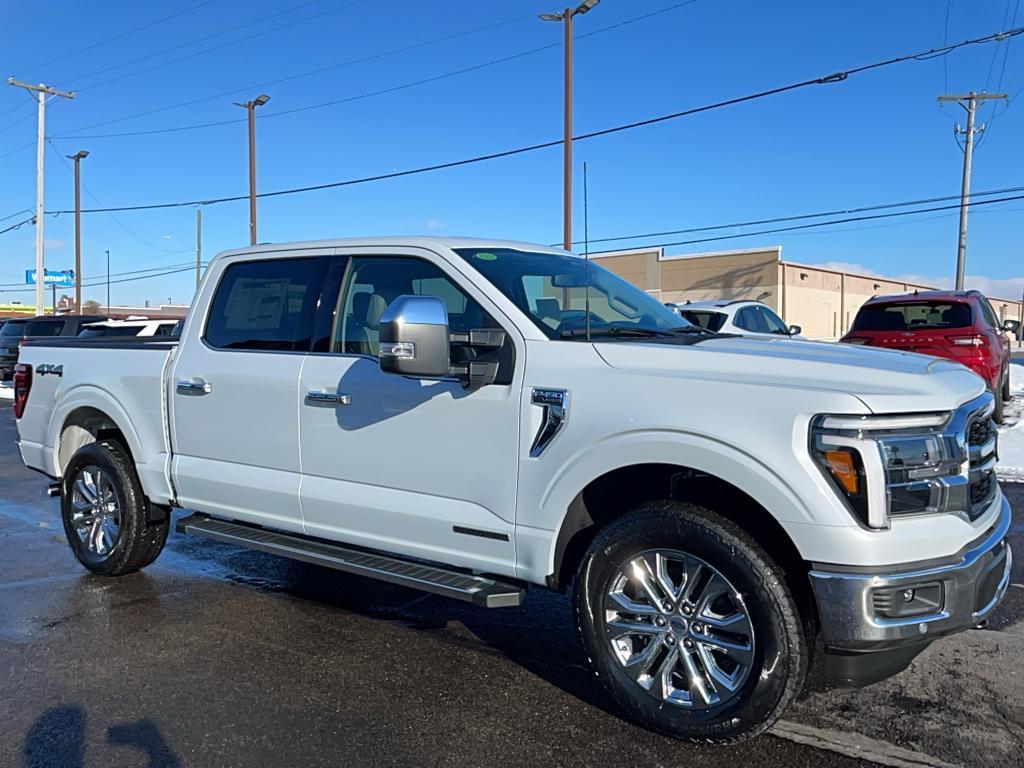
[211, 236, 570, 264]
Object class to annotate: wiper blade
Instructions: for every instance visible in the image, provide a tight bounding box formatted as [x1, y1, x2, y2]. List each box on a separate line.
[561, 326, 676, 339]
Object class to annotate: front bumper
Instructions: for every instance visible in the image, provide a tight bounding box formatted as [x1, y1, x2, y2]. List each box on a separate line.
[809, 494, 1012, 685]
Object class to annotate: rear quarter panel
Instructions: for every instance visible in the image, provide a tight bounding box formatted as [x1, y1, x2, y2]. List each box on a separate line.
[16, 343, 176, 504]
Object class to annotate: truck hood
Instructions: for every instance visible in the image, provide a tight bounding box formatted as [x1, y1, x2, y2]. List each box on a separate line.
[595, 337, 985, 414]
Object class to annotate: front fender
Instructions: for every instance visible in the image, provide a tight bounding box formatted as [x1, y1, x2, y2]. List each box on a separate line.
[515, 428, 842, 584]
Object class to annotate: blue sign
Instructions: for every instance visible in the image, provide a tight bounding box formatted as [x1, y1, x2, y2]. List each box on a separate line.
[25, 269, 75, 288]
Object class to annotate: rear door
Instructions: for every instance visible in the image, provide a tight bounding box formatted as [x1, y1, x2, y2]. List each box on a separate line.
[169, 252, 331, 533]
[297, 247, 523, 575]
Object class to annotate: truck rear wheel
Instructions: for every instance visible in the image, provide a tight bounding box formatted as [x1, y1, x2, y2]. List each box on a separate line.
[60, 440, 169, 576]
[574, 500, 807, 744]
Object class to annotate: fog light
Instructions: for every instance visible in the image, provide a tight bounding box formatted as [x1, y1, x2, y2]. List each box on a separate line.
[872, 583, 943, 619]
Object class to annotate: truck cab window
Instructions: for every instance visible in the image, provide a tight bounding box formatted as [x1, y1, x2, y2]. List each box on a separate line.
[204, 257, 327, 351]
[328, 256, 513, 383]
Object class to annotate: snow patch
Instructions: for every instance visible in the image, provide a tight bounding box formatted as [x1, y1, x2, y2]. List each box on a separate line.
[0, 383, 13, 401]
[996, 362, 1024, 482]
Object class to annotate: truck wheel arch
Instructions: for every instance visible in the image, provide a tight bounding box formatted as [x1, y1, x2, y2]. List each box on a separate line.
[56, 403, 140, 477]
[547, 463, 818, 641]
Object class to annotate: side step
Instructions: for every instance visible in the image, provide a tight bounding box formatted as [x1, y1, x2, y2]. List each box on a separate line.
[175, 514, 524, 608]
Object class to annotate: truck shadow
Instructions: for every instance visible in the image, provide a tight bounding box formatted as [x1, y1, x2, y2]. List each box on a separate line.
[24, 706, 180, 768]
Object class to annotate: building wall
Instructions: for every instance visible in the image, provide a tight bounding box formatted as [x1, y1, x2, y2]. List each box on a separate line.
[594, 246, 1024, 340]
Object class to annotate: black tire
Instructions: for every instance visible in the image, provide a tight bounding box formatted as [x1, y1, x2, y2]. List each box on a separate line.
[60, 440, 169, 576]
[992, 385, 1004, 425]
[574, 501, 807, 744]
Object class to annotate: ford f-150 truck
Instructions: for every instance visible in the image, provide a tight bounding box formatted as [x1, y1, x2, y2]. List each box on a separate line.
[13, 237, 1011, 743]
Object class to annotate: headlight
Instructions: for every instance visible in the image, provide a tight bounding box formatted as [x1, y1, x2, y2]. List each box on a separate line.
[810, 411, 969, 529]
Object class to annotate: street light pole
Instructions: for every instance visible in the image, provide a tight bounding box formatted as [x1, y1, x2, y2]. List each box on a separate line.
[67, 150, 89, 314]
[234, 94, 270, 245]
[540, 1, 599, 251]
[105, 249, 110, 315]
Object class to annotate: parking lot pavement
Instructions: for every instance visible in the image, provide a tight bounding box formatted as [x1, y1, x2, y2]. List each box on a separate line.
[0, 403, 1019, 768]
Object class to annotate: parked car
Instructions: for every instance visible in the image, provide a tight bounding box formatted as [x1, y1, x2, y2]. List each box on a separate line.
[79, 319, 180, 338]
[13, 237, 1009, 744]
[841, 290, 1019, 422]
[670, 299, 804, 339]
[0, 318, 29, 380]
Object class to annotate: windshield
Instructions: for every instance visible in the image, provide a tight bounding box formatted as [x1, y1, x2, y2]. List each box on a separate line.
[454, 248, 696, 340]
[680, 310, 727, 332]
[79, 325, 144, 338]
[852, 301, 973, 332]
[24, 319, 66, 336]
[1, 321, 28, 337]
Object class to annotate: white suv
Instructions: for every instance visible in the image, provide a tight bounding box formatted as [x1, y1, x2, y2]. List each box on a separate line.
[670, 299, 804, 340]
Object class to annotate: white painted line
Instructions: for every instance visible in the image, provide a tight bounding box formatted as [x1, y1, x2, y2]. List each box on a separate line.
[772, 720, 963, 768]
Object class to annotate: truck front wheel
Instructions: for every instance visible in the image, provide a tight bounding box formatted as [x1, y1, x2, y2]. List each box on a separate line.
[575, 501, 807, 744]
[60, 440, 169, 576]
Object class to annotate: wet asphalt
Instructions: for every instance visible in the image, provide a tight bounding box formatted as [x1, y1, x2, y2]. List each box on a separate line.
[1, 401, 1021, 768]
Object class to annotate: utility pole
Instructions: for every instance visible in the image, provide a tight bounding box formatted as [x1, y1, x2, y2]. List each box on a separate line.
[7, 79, 76, 315]
[233, 94, 270, 245]
[105, 249, 110, 315]
[67, 150, 89, 314]
[937, 91, 1007, 289]
[539, 0, 599, 251]
[196, 207, 203, 289]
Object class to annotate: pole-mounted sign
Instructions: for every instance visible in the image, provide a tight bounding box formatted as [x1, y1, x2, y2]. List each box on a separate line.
[25, 269, 75, 288]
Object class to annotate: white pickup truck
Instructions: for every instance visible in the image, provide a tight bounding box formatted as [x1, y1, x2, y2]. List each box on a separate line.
[12, 237, 1011, 743]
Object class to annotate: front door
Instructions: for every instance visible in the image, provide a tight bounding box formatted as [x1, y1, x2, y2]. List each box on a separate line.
[298, 249, 523, 575]
[170, 252, 331, 534]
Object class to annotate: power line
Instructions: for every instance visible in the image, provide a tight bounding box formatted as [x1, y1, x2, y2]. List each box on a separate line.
[56, 0, 325, 88]
[591, 193, 1024, 252]
[0, 215, 35, 237]
[69, 0, 373, 95]
[567, 185, 1024, 246]
[0, 263, 207, 293]
[45, 139, 192, 256]
[51, 2, 693, 140]
[43, 25, 1024, 215]
[14, 0, 222, 76]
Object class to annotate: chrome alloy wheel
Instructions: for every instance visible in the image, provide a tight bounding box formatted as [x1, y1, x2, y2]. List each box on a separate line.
[604, 549, 755, 709]
[69, 465, 122, 557]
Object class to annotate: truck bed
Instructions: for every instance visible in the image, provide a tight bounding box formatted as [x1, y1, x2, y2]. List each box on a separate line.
[15, 337, 178, 505]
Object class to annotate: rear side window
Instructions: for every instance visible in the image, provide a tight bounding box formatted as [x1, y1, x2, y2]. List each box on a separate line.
[154, 323, 177, 336]
[978, 299, 999, 328]
[24, 319, 67, 336]
[679, 310, 727, 332]
[1, 321, 27, 337]
[204, 258, 327, 351]
[852, 301, 973, 331]
[734, 306, 767, 333]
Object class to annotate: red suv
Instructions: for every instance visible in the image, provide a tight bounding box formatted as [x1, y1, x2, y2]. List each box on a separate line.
[841, 290, 1019, 422]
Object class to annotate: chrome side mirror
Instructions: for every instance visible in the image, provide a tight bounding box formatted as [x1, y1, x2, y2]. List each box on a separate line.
[378, 296, 450, 377]
[788, 325, 802, 336]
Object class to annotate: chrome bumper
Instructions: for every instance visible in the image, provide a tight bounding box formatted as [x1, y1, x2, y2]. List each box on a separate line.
[809, 494, 1012, 652]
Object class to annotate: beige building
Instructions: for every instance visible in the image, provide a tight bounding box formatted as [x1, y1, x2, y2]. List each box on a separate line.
[594, 246, 1024, 339]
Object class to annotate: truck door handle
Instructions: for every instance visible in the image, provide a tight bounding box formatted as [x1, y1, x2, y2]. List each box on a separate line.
[305, 391, 352, 407]
[177, 380, 212, 396]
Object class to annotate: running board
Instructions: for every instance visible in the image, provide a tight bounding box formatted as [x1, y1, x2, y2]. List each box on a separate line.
[175, 514, 524, 608]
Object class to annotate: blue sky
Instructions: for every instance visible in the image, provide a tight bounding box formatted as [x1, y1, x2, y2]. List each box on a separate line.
[0, 0, 1021, 307]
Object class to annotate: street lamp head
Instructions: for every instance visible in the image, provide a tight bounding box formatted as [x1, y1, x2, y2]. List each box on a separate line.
[538, 11, 564, 21]
[253, 94, 270, 107]
[574, 0, 599, 14]
[73, 150, 89, 160]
